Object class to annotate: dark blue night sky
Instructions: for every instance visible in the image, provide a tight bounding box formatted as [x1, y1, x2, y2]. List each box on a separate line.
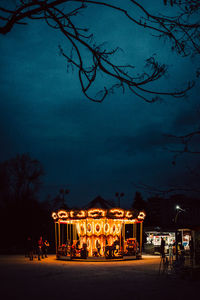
[0, 0, 199, 207]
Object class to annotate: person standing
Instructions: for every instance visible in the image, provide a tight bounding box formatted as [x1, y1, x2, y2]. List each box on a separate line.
[160, 237, 165, 258]
[168, 243, 173, 265]
[43, 240, 50, 258]
[38, 236, 44, 261]
[189, 237, 194, 264]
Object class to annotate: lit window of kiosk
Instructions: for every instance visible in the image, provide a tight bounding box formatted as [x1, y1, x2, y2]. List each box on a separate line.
[145, 231, 175, 254]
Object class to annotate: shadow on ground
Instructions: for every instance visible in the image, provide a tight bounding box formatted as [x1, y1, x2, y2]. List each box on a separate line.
[0, 255, 199, 300]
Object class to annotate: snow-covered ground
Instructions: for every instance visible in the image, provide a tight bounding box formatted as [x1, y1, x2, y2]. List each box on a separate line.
[0, 254, 198, 300]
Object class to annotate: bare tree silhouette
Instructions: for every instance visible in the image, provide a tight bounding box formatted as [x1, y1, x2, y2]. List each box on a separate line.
[0, 154, 45, 248]
[0, 153, 44, 205]
[165, 131, 200, 162]
[0, 0, 199, 102]
[164, 104, 200, 164]
[132, 182, 200, 196]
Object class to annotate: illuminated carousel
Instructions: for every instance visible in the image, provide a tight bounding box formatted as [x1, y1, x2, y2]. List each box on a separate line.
[52, 199, 145, 261]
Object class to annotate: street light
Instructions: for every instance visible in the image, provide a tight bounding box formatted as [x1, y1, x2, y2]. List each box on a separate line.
[175, 205, 185, 261]
[115, 192, 124, 207]
[176, 205, 185, 212]
[60, 188, 70, 207]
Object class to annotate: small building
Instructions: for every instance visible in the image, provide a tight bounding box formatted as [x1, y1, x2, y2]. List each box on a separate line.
[144, 227, 193, 255]
[144, 230, 175, 254]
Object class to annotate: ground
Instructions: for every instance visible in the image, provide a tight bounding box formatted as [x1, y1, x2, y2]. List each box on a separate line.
[0, 254, 198, 300]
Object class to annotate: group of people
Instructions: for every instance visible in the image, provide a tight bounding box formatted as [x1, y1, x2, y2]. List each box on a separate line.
[26, 236, 50, 261]
[160, 236, 194, 265]
[58, 238, 121, 258]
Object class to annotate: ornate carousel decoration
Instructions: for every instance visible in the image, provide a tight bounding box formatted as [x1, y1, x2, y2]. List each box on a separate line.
[52, 197, 145, 260]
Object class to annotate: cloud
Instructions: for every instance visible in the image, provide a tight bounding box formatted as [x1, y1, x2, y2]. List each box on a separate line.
[0, 2, 199, 206]
[172, 106, 200, 133]
[106, 125, 168, 156]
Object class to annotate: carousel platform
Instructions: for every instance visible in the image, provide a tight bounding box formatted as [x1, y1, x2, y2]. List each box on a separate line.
[56, 254, 142, 262]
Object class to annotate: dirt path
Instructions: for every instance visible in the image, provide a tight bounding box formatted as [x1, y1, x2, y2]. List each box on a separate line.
[0, 255, 198, 300]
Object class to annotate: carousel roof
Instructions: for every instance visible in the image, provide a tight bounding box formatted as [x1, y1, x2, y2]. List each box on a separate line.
[83, 196, 114, 209]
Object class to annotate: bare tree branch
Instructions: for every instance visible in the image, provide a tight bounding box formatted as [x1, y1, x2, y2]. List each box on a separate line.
[132, 181, 200, 196]
[0, 0, 199, 102]
[164, 131, 200, 165]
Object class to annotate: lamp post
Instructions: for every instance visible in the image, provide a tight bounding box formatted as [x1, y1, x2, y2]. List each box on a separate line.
[60, 188, 70, 207]
[175, 205, 185, 261]
[115, 192, 124, 253]
[115, 192, 124, 207]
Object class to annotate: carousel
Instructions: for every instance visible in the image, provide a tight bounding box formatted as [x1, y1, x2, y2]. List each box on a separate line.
[52, 200, 146, 260]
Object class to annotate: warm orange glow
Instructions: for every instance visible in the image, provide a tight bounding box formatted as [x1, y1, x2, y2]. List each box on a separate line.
[76, 219, 123, 237]
[76, 222, 86, 235]
[77, 210, 86, 218]
[104, 223, 110, 233]
[53, 207, 145, 258]
[70, 211, 74, 218]
[88, 209, 106, 218]
[52, 212, 57, 220]
[125, 211, 133, 218]
[109, 209, 124, 218]
[138, 211, 146, 220]
[94, 223, 101, 234]
[87, 223, 92, 233]
[57, 210, 68, 219]
[52, 209, 145, 222]
[87, 239, 91, 249]
[115, 224, 121, 234]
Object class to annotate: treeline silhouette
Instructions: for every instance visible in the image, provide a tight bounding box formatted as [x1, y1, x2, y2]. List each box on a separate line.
[132, 191, 200, 229]
[0, 154, 53, 253]
[0, 154, 199, 253]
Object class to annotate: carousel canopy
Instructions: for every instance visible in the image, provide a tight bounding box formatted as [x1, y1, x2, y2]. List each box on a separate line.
[52, 207, 145, 222]
[83, 196, 114, 209]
